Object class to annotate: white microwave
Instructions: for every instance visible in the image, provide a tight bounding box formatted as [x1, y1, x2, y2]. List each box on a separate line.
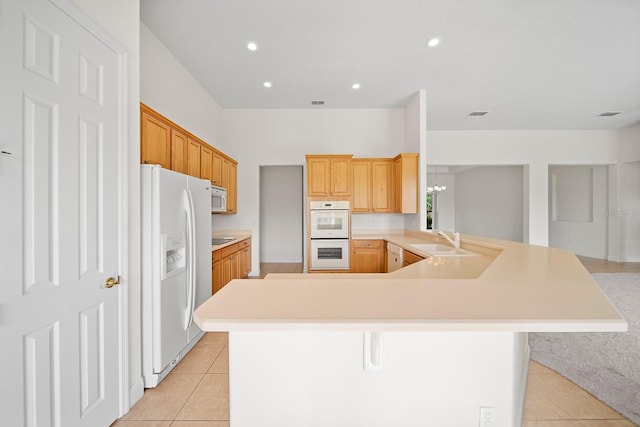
[211, 185, 227, 213]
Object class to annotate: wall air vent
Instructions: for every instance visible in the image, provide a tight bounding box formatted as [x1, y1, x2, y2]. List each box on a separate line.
[598, 111, 621, 117]
[311, 100, 325, 105]
[468, 111, 488, 116]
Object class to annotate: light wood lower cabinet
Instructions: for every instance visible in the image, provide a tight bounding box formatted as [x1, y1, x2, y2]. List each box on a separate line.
[212, 238, 251, 295]
[351, 240, 384, 273]
[238, 238, 251, 278]
[212, 250, 222, 295]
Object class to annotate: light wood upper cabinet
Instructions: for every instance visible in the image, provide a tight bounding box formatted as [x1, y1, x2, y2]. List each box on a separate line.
[200, 143, 213, 182]
[394, 153, 419, 214]
[220, 157, 238, 213]
[306, 156, 330, 196]
[211, 151, 223, 186]
[352, 158, 393, 213]
[187, 138, 201, 178]
[141, 110, 171, 168]
[140, 104, 239, 213]
[227, 162, 237, 213]
[306, 154, 352, 197]
[371, 159, 393, 212]
[170, 129, 188, 174]
[330, 157, 352, 196]
[352, 160, 372, 212]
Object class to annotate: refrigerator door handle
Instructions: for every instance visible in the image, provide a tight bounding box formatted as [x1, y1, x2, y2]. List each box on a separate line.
[183, 189, 197, 330]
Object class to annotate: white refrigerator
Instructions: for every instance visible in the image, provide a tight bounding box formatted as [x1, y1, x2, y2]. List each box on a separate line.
[141, 165, 212, 387]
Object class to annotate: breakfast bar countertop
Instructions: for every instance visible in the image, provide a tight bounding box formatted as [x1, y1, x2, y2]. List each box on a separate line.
[195, 230, 627, 334]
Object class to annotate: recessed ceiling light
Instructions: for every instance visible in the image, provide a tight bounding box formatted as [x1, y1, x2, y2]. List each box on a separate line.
[352, 83, 360, 90]
[469, 111, 489, 116]
[263, 81, 272, 88]
[427, 37, 441, 48]
[247, 42, 258, 51]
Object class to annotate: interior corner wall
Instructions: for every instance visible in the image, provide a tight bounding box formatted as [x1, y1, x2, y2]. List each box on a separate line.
[70, 0, 142, 407]
[454, 166, 524, 242]
[548, 166, 609, 258]
[259, 166, 303, 263]
[403, 90, 427, 231]
[618, 125, 640, 261]
[140, 24, 225, 152]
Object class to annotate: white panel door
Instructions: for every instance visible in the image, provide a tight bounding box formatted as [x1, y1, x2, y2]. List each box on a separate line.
[0, 0, 124, 426]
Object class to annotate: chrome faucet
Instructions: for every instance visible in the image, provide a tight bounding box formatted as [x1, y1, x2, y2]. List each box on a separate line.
[437, 230, 460, 249]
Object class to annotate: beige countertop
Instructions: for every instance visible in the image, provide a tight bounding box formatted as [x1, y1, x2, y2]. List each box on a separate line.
[195, 230, 627, 333]
[211, 230, 252, 251]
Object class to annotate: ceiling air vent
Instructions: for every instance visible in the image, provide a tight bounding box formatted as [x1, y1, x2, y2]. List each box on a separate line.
[468, 111, 488, 116]
[598, 111, 621, 117]
[311, 100, 325, 106]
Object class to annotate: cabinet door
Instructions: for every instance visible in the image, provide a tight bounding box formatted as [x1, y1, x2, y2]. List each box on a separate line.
[212, 259, 222, 294]
[330, 157, 351, 196]
[141, 111, 171, 168]
[307, 157, 330, 196]
[351, 240, 384, 273]
[221, 253, 238, 285]
[239, 247, 251, 278]
[237, 238, 251, 277]
[187, 138, 201, 177]
[227, 162, 237, 213]
[394, 153, 418, 214]
[170, 128, 188, 174]
[352, 160, 372, 212]
[211, 151, 223, 186]
[371, 160, 393, 212]
[200, 144, 213, 182]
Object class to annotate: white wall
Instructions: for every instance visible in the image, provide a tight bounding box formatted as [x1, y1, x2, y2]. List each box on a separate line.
[548, 166, 609, 258]
[618, 125, 640, 262]
[454, 166, 524, 242]
[427, 130, 619, 246]
[140, 24, 225, 152]
[216, 108, 406, 274]
[260, 166, 304, 263]
[403, 90, 427, 230]
[69, 0, 142, 406]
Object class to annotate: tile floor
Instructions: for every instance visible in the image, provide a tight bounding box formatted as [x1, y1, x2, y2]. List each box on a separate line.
[113, 260, 640, 427]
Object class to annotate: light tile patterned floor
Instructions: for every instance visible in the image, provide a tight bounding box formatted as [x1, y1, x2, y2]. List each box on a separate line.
[113, 261, 639, 427]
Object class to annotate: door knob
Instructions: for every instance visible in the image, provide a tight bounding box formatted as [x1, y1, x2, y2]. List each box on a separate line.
[103, 276, 121, 288]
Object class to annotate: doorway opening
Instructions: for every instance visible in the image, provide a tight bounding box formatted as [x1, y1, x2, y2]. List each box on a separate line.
[259, 166, 304, 274]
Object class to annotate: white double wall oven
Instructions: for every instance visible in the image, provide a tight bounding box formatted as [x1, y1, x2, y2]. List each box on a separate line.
[309, 201, 350, 270]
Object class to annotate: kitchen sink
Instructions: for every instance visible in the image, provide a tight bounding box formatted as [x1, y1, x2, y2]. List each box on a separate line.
[409, 243, 479, 257]
[212, 237, 236, 245]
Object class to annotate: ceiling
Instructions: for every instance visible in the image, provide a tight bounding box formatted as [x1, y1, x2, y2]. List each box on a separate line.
[140, 0, 640, 130]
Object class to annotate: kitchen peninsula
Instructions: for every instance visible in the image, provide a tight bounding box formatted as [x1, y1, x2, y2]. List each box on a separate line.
[194, 231, 626, 427]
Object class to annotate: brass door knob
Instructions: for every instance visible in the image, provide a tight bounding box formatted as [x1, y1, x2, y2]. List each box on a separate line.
[103, 276, 121, 288]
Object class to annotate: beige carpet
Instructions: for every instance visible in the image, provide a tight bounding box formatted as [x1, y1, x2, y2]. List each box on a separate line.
[529, 273, 640, 426]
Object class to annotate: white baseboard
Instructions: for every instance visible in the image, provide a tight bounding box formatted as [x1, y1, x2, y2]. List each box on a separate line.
[129, 377, 145, 408]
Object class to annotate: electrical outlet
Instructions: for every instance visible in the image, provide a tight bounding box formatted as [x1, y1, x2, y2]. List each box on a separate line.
[479, 407, 495, 427]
